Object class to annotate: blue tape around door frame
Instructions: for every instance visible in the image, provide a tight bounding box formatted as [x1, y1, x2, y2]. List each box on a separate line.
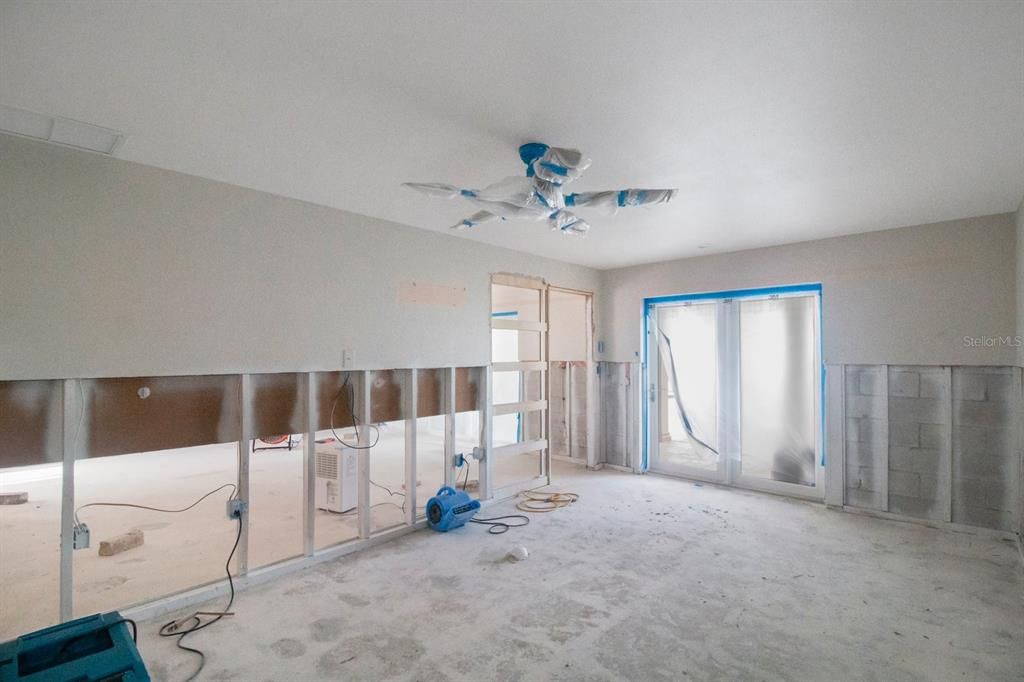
[641, 283, 825, 472]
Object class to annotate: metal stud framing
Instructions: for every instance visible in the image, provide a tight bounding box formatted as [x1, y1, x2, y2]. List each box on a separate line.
[236, 373, 251, 575]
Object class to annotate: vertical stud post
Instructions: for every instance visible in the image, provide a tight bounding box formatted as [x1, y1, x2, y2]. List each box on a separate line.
[879, 365, 889, 513]
[585, 294, 597, 469]
[443, 367, 457, 488]
[236, 374, 251, 575]
[941, 366, 954, 523]
[303, 372, 317, 555]
[404, 369, 418, 525]
[825, 365, 846, 507]
[59, 378, 77, 622]
[357, 371, 372, 539]
[480, 366, 493, 500]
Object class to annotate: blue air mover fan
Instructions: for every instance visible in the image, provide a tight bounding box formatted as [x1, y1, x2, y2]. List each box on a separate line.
[425, 486, 480, 532]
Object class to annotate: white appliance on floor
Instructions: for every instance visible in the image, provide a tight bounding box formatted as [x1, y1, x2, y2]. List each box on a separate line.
[315, 441, 358, 513]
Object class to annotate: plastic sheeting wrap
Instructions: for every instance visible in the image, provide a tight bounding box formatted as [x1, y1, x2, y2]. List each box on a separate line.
[404, 143, 676, 236]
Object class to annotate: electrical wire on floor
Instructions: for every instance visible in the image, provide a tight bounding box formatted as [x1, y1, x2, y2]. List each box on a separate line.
[469, 514, 530, 534]
[74, 484, 241, 682]
[516, 490, 579, 512]
[158, 514, 242, 682]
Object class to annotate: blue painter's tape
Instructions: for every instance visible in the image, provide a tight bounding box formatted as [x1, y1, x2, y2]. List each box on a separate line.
[617, 190, 627, 207]
[460, 189, 476, 198]
[491, 311, 518, 318]
[564, 193, 577, 206]
[535, 191, 550, 208]
[643, 283, 822, 306]
[539, 161, 568, 177]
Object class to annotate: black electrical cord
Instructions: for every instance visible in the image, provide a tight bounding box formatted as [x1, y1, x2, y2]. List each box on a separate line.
[469, 514, 530, 535]
[158, 514, 242, 682]
[329, 374, 380, 450]
[460, 460, 472, 491]
[74, 484, 237, 526]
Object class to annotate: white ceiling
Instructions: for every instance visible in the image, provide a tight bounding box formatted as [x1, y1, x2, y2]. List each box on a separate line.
[2, 1, 1022, 269]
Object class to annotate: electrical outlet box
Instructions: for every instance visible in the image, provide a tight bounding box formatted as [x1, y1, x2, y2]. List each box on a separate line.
[73, 523, 90, 550]
[452, 453, 465, 468]
[226, 499, 247, 519]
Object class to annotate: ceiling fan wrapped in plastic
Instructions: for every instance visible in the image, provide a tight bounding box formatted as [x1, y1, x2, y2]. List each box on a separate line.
[404, 142, 676, 236]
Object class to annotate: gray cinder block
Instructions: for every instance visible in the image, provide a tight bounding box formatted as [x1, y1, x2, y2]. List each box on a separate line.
[919, 423, 945, 450]
[888, 371, 920, 398]
[98, 529, 144, 557]
[890, 397, 946, 425]
[889, 421, 920, 447]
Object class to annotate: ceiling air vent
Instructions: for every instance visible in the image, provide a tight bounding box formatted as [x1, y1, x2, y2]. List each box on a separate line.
[0, 104, 124, 155]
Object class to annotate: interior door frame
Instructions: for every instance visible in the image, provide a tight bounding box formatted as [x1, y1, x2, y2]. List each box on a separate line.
[643, 283, 825, 501]
[546, 285, 596, 469]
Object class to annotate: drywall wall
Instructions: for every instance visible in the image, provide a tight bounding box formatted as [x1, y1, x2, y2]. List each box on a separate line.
[0, 134, 600, 380]
[600, 214, 1016, 366]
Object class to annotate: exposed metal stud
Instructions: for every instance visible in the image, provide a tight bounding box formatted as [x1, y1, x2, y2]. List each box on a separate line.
[480, 366, 494, 500]
[302, 372, 317, 556]
[358, 371, 371, 539]
[236, 374, 251, 575]
[59, 379, 77, 622]
[404, 369, 418, 525]
[443, 367, 456, 488]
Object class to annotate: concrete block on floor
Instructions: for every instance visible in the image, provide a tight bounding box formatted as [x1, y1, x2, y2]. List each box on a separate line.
[98, 529, 144, 557]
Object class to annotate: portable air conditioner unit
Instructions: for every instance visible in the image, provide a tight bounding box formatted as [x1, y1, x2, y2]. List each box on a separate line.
[315, 442, 358, 513]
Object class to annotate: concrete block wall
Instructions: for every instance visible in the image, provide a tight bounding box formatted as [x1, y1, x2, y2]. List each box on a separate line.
[549, 362, 569, 456]
[598, 362, 630, 468]
[570, 363, 588, 461]
[845, 366, 887, 510]
[887, 366, 948, 521]
[951, 367, 1020, 532]
[842, 363, 1021, 533]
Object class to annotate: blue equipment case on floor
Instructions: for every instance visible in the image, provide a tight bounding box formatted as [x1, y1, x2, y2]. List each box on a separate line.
[426, 485, 480, 531]
[0, 611, 149, 681]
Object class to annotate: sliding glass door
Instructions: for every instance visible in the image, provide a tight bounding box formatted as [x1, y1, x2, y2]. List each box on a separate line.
[646, 286, 823, 499]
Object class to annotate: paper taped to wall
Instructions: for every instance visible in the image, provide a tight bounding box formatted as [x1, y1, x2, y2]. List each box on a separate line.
[399, 281, 466, 307]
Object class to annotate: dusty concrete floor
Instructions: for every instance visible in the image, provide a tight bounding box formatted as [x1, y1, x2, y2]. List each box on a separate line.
[137, 464, 1023, 682]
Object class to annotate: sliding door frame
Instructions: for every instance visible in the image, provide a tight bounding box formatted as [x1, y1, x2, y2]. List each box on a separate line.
[643, 283, 825, 501]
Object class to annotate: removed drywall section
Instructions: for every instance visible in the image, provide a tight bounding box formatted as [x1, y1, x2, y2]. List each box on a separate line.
[0, 134, 600, 380]
[845, 365, 887, 511]
[951, 367, 1019, 532]
[600, 213, 1016, 366]
[887, 366, 949, 521]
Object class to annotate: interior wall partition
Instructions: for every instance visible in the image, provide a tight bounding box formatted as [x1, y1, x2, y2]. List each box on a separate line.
[0, 365, 485, 641]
